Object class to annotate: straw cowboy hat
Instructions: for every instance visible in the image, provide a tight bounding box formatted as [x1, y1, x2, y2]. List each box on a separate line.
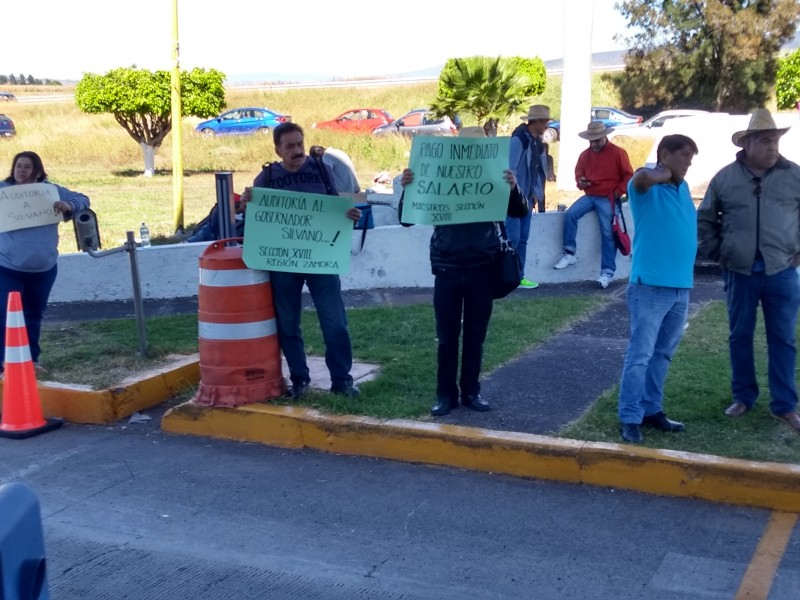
[731, 108, 790, 147]
[520, 105, 551, 122]
[458, 126, 486, 138]
[578, 121, 614, 141]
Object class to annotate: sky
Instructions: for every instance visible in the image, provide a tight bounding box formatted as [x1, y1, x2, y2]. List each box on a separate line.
[3, 0, 632, 83]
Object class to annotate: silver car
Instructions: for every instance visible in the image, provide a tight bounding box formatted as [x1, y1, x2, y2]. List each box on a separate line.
[373, 109, 458, 137]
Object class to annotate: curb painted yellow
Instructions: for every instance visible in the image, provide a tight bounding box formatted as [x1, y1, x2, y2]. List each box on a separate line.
[0, 356, 199, 424]
[161, 402, 800, 512]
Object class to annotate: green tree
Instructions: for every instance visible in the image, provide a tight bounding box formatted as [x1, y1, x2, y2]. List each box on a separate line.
[75, 66, 225, 176]
[430, 56, 530, 137]
[0, 75, 6, 85]
[8, 74, 16, 85]
[505, 56, 546, 97]
[26, 75, 35, 85]
[615, 0, 800, 112]
[776, 49, 800, 110]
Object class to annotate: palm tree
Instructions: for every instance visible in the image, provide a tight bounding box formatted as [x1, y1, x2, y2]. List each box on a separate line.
[429, 57, 529, 137]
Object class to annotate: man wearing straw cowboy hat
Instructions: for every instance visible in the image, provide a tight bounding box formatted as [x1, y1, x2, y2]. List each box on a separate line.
[506, 104, 551, 289]
[552, 120, 633, 289]
[698, 108, 800, 433]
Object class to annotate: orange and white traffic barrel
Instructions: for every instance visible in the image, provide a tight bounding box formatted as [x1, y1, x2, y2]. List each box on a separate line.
[193, 240, 286, 407]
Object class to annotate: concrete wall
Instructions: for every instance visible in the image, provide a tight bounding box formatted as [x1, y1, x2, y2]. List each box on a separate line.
[50, 204, 634, 303]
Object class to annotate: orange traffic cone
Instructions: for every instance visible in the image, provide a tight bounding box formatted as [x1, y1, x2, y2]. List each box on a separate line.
[0, 292, 62, 439]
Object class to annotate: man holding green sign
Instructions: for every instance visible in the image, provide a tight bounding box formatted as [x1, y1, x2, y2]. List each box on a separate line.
[241, 123, 362, 399]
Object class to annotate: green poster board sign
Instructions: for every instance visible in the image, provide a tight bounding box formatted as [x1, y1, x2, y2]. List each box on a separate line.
[242, 188, 353, 274]
[402, 135, 510, 225]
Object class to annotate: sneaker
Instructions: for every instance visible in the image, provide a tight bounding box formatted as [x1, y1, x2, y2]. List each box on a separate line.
[553, 252, 578, 270]
[518, 278, 539, 289]
[597, 274, 612, 289]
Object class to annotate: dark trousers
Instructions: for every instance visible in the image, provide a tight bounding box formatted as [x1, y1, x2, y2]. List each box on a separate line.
[433, 265, 494, 401]
[0, 264, 58, 369]
[270, 271, 353, 388]
[725, 267, 800, 415]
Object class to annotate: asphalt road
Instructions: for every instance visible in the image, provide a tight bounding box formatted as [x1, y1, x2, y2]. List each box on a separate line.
[2, 410, 798, 600]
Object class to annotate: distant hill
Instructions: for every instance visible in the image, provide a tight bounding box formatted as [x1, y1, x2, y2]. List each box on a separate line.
[71, 34, 800, 86]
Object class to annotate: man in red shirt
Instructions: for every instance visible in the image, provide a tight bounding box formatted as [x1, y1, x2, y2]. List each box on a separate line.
[552, 121, 634, 288]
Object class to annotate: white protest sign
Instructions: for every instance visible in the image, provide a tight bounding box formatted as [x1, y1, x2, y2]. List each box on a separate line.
[0, 183, 63, 232]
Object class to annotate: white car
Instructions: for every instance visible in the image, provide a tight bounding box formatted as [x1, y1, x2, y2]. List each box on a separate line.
[608, 109, 710, 141]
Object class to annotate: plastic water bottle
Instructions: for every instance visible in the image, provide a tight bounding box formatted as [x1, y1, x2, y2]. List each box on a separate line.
[139, 222, 151, 247]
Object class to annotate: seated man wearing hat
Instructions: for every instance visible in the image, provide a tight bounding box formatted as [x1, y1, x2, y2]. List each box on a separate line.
[553, 121, 633, 289]
[698, 108, 800, 433]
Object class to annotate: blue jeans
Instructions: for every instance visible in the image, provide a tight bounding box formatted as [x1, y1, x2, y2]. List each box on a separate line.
[618, 282, 689, 424]
[505, 208, 532, 278]
[0, 264, 58, 368]
[269, 271, 353, 388]
[724, 267, 800, 415]
[562, 194, 616, 277]
[433, 265, 494, 400]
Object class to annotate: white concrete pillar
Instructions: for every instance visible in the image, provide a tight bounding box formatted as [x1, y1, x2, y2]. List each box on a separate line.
[556, 0, 595, 190]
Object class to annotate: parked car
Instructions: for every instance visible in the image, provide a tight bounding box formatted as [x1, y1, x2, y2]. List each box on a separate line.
[312, 108, 393, 134]
[0, 114, 15, 138]
[0, 92, 16, 101]
[373, 109, 458, 137]
[195, 107, 291, 136]
[542, 106, 644, 143]
[607, 109, 710, 141]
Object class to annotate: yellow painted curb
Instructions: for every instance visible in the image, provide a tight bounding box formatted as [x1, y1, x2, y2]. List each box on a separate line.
[162, 402, 800, 512]
[1, 355, 199, 424]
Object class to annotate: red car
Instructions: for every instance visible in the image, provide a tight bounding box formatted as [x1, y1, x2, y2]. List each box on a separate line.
[312, 108, 393, 134]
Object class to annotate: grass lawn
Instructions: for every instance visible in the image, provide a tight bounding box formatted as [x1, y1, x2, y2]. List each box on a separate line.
[560, 301, 800, 464]
[40, 296, 603, 418]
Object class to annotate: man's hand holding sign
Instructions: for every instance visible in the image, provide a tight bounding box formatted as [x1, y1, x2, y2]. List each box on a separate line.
[0, 183, 69, 232]
[401, 135, 511, 225]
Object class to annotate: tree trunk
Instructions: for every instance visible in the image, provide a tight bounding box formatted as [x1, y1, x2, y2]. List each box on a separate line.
[140, 142, 157, 177]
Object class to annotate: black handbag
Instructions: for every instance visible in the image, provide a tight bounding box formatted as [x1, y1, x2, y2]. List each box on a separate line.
[492, 222, 521, 299]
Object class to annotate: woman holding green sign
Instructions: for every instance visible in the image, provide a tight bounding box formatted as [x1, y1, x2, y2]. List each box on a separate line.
[399, 127, 528, 416]
[0, 151, 90, 377]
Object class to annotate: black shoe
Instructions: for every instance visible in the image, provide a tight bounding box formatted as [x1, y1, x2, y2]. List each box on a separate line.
[620, 423, 643, 443]
[642, 411, 685, 432]
[290, 380, 310, 400]
[461, 394, 490, 412]
[430, 398, 459, 416]
[331, 382, 360, 397]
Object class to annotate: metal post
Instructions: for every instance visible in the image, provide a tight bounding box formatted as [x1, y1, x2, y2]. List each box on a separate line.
[126, 231, 148, 357]
[171, 0, 184, 233]
[215, 172, 236, 241]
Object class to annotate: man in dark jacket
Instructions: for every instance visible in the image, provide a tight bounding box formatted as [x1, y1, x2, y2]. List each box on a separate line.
[398, 127, 528, 416]
[697, 109, 800, 433]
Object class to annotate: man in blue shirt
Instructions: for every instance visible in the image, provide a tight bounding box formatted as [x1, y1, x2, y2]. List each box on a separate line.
[507, 105, 550, 289]
[618, 134, 699, 443]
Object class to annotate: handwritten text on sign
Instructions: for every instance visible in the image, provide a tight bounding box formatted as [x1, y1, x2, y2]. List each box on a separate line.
[242, 188, 353, 275]
[0, 183, 63, 232]
[403, 136, 510, 225]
